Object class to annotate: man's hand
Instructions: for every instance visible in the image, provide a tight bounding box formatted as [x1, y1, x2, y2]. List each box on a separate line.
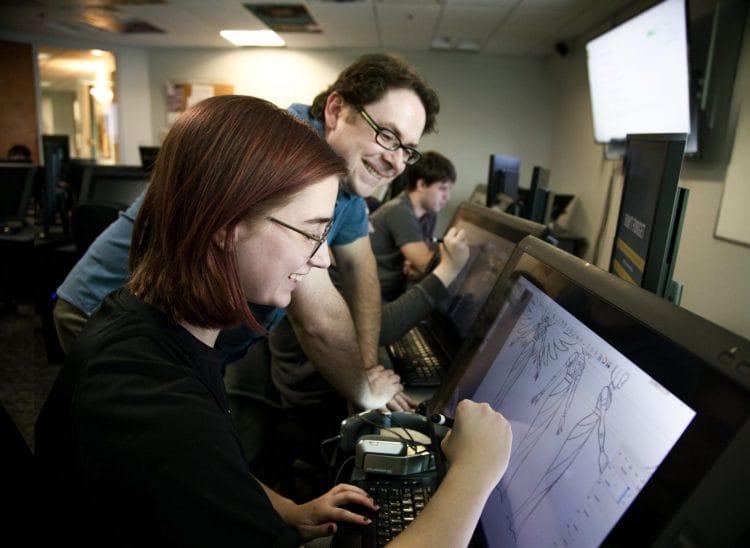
[358, 365, 405, 410]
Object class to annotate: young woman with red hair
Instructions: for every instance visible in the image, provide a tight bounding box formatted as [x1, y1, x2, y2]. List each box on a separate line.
[36, 95, 511, 547]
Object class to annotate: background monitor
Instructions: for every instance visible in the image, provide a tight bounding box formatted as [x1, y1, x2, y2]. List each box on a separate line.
[78, 165, 149, 207]
[521, 166, 553, 225]
[0, 163, 37, 229]
[610, 133, 688, 301]
[138, 146, 160, 172]
[486, 154, 520, 208]
[41, 134, 71, 233]
[585, 0, 691, 144]
[431, 235, 750, 548]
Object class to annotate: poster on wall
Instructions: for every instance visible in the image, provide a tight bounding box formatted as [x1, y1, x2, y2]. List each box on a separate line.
[164, 81, 235, 129]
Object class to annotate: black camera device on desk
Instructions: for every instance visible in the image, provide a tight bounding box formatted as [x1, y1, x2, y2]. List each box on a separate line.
[338, 409, 446, 479]
[332, 410, 447, 547]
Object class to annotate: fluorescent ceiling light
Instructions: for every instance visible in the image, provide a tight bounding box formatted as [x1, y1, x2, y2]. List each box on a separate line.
[220, 30, 285, 47]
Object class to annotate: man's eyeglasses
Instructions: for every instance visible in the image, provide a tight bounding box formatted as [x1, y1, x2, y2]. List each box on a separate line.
[267, 217, 332, 259]
[358, 108, 422, 165]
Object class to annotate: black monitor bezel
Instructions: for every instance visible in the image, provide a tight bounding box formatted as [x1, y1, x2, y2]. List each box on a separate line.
[610, 133, 687, 296]
[78, 165, 150, 207]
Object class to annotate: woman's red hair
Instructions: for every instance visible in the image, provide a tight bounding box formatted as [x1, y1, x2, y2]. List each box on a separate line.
[128, 95, 345, 331]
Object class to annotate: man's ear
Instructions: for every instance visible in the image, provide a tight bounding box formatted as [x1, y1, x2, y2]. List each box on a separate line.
[415, 178, 429, 191]
[323, 91, 346, 132]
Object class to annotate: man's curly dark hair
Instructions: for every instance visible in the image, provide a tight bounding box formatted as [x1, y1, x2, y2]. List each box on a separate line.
[309, 53, 440, 135]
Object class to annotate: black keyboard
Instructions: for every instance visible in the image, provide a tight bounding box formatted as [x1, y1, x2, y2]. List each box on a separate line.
[334, 477, 435, 547]
[388, 327, 445, 387]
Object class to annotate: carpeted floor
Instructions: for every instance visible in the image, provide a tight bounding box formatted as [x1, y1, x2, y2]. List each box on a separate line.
[0, 299, 61, 452]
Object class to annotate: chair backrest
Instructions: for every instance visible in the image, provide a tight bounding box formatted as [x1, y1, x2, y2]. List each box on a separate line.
[70, 201, 125, 257]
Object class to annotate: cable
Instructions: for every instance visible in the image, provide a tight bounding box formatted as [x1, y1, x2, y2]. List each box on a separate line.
[592, 158, 622, 266]
[334, 455, 356, 486]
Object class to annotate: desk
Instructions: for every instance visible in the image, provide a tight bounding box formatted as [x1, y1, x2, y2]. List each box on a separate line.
[0, 226, 76, 363]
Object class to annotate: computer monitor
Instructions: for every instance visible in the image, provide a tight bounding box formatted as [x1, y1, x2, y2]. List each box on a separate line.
[138, 146, 160, 172]
[519, 166, 554, 225]
[585, 0, 691, 144]
[431, 235, 750, 547]
[435, 201, 548, 341]
[486, 154, 520, 208]
[610, 133, 688, 301]
[0, 163, 37, 229]
[78, 165, 150, 207]
[41, 135, 71, 232]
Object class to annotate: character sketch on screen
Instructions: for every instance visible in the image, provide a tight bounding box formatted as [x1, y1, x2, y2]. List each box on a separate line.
[507, 366, 630, 541]
[499, 347, 590, 500]
[492, 301, 576, 406]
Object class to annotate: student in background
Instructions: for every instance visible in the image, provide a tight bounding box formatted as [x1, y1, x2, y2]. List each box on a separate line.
[6, 144, 32, 162]
[35, 94, 513, 548]
[369, 151, 457, 301]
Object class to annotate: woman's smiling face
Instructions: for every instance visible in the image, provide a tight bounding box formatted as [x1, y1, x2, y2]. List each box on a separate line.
[233, 175, 339, 308]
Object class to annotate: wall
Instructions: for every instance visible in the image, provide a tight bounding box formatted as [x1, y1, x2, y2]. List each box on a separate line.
[546, 24, 750, 340]
[0, 40, 39, 162]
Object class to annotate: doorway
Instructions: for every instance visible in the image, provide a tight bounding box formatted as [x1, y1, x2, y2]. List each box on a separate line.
[37, 47, 118, 163]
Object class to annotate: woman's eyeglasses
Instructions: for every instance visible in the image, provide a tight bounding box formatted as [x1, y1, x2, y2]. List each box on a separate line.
[267, 217, 332, 259]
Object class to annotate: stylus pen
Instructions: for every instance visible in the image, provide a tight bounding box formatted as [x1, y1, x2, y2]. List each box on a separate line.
[430, 413, 454, 428]
[429, 236, 444, 243]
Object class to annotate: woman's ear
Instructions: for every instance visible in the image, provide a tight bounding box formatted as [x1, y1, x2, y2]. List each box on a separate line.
[213, 226, 229, 250]
[323, 91, 345, 132]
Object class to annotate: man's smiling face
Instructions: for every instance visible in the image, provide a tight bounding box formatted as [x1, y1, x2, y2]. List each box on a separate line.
[323, 88, 426, 197]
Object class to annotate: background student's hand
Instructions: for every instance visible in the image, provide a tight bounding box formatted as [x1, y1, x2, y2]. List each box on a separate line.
[440, 399, 512, 483]
[402, 259, 422, 282]
[432, 227, 470, 288]
[285, 483, 379, 541]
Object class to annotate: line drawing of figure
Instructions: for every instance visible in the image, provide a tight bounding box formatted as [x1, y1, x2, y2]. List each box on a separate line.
[499, 347, 590, 498]
[507, 366, 630, 541]
[492, 304, 576, 407]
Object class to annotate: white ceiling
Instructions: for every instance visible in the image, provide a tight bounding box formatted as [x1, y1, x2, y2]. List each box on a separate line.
[0, 0, 657, 57]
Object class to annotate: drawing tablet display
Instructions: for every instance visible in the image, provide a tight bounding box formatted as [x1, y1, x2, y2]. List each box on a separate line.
[430, 236, 750, 547]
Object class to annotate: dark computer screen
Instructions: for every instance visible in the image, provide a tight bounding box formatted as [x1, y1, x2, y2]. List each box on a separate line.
[78, 165, 150, 207]
[522, 166, 552, 224]
[610, 133, 687, 297]
[432, 236, 750, 547]
[436, 202, 548, 340]
[41, 135, 72, 230]
[0, 163, 37, 226]
[138, 146, 160, 172]
[486, 154, 520, 208]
